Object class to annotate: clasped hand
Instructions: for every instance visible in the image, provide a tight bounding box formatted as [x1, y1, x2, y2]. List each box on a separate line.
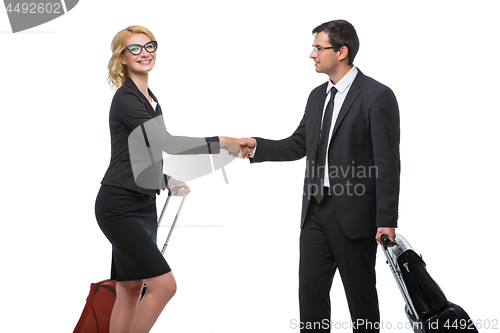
[220, 137, 256, 159]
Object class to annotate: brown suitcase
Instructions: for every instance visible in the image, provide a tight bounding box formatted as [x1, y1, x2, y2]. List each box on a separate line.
[73, 193, 186, 333]
[73, 279, 116, 333]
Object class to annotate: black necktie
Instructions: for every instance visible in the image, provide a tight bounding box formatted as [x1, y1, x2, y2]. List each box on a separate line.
[313, 87, 337, 203]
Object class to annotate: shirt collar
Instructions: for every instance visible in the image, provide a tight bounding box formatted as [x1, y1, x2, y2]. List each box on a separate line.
[327, 65, 358, 95]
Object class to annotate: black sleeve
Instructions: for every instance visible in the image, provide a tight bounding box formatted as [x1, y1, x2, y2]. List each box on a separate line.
[251, 112, 307, 163]
[114, 90, 220, 155]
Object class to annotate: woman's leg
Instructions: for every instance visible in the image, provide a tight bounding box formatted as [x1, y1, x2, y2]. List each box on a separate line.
[110, 280, 144, 333]
[128, 272, 177, 333]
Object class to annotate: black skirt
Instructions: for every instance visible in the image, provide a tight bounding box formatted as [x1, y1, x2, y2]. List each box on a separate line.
[95, 185, 171, 281]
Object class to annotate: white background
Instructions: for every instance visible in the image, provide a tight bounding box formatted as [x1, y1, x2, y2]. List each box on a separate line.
[1, 1, 499, 332]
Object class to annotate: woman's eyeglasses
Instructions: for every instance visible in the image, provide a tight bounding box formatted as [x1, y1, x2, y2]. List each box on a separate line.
[124, 41, 158, 55]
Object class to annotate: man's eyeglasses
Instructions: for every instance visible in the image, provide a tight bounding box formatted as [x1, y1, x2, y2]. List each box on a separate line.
[124, 41, 158, 55]
[312, 45, 336, 55]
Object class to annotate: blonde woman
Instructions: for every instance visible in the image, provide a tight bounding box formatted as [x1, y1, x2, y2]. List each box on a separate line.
[95, 26, 243, 333]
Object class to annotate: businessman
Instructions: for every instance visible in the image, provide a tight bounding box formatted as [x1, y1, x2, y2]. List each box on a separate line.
[239, 20, 400, 332]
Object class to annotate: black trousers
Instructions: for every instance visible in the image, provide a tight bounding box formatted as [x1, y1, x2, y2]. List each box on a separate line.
[299, 195, 379, 332]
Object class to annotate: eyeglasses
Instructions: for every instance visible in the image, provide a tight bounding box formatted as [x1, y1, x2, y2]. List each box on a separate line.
[312, 45, 336, 55]
[124, 41, 158, 55]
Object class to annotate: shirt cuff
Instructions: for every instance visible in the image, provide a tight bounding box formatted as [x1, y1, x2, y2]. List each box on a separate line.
[249, 140, 257, 158]
[205, 136, 220, 154]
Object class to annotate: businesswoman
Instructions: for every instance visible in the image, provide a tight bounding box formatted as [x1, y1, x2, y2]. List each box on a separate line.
[95, 25, 242, 333]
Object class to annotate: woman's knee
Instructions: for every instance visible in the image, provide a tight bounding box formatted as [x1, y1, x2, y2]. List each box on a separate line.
[159, 272, 177, 300]
[144, 272, 176, 301]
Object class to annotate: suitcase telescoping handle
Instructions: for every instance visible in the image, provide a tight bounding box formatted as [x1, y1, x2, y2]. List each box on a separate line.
[141, 188, 187, 298]
[381, 234, 397, 250]
[380, 234, 420, 321]
[157, 186, 183, 227]
[157, 187, 187, 255]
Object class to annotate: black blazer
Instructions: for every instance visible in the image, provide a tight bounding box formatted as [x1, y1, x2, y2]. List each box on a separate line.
[251, 70, 400, 239]
[101, 77, 219, 196]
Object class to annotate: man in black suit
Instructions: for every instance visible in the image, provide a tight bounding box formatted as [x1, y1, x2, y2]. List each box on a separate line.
[239, 20, 400, 332]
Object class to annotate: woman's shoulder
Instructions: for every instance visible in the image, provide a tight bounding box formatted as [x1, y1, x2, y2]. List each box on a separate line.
[114, 79, 138, 96]
[112, 83, 142, 106]
[109, 80, 150, 126]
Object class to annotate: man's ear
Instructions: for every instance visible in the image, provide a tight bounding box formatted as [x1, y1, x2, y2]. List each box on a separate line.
[338, 46, 349, 62]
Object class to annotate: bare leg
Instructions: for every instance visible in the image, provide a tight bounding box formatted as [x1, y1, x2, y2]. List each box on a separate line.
[110, 280, 143, 333]
[128, 272, 177, 333]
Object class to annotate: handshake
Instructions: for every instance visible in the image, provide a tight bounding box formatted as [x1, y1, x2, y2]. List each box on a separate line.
[219, 137, 256, 159]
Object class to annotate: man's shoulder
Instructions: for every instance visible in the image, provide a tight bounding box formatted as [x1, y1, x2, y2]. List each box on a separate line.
[356, 72, 398, 105]
[309, 81, 329, 96]
[358, 71, 394, 94]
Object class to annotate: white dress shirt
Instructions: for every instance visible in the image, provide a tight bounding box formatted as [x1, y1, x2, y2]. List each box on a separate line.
[322, 65, 358, 187]
[150, 100, 157, 111]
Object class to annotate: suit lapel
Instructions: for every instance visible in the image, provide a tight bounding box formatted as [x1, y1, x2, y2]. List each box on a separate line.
[143, 89, 157, 118]
[147, 88, 161, 116]
[147, 90, 167, 128]
[125, 77, 159, 118]
[330, 71, 364, 138]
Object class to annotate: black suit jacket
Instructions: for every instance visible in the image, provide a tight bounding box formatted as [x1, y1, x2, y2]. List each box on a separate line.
[251, 70, 400, 239]
[101, 77, 219, 196]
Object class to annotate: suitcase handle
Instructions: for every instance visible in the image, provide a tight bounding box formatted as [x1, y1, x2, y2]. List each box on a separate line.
[381, 234, 397, 250]
[157, 190, 188, 254]
[168, 186, 181, 196]
[380, 233, 420, 320]
[157, 187, 184, 227]
[142, 193, 187, 298]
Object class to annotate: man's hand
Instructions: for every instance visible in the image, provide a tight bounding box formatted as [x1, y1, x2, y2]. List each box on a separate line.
[238, 137, 256, 159]
[375, 227, 396, 247]
[219, 136, 250, 158]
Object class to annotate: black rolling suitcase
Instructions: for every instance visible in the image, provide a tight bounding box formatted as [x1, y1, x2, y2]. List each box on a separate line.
[381, 234, 478, 332]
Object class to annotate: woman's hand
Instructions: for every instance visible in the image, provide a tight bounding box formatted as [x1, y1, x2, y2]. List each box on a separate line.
[167, 177, 190, 196]
[219, 136, 247, 157]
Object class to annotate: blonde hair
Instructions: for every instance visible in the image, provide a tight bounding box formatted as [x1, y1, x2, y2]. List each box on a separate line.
[107, 25, 157, 90]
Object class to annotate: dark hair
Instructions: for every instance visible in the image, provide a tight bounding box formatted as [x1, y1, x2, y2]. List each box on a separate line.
[312, 20, 359, 66]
